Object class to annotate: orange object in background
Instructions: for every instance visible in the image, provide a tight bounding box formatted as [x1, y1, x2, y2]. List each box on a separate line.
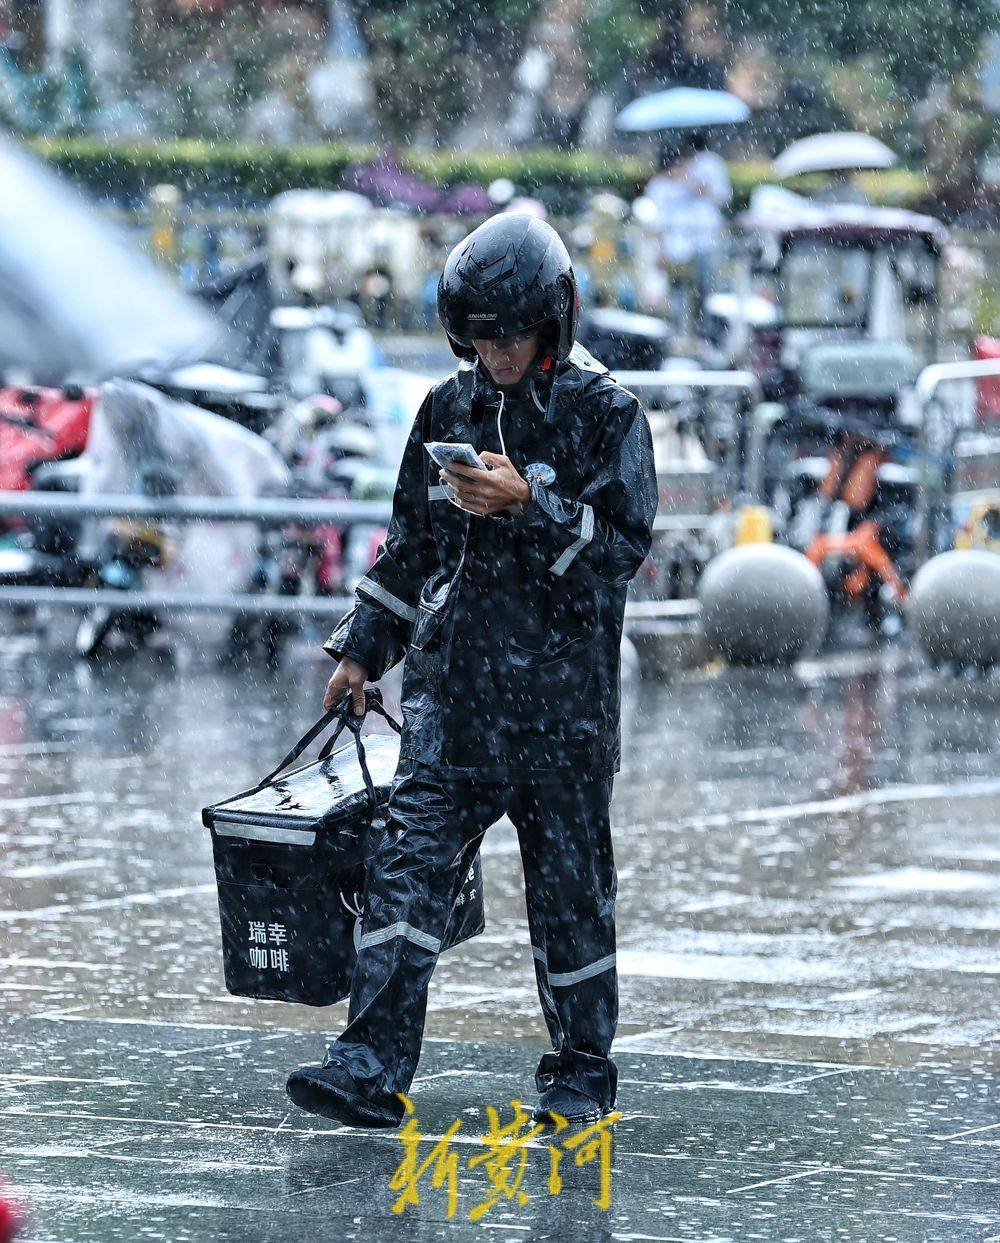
[734, 505, 773, 545]
[0, 385, 94, 493]
[806, 519, 906, 600]
[809, 441, 908, 598]
[819, 446, 886, 511]
[973, 336, 1000, 425]
[838, 450, 883, 512]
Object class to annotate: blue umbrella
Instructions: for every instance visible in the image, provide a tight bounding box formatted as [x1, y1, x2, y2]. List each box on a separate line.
[616, 87, 750, 132]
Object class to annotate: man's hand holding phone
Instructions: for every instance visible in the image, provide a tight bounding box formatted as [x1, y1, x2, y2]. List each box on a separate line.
[323, 441, 532, 714]
[426, 442, 530, 516]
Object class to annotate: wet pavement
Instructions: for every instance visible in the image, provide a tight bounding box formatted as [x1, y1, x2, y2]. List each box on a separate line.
[1, 634, 999, 1239]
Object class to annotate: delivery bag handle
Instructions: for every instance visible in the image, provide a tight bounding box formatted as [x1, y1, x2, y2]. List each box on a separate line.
[250, 687, 402, 797]
[314, 690, 399, 807]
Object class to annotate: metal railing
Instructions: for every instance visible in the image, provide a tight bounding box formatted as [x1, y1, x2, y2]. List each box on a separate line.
[0, 367, 765, 631]
[0, 492, 388, 621]
[912, 357, 1000, 562]
[12, 359, 996, 638]
[23, 358, 986, 629]
[616, 368, 766, 508]
[0, 368, 761, 631]
[0, 487, 703, 627]
[0, 586, 355, 617]
[0, 584, 700, 625]
[0, 493, 391, 525]
[914, 358, 1000, 405]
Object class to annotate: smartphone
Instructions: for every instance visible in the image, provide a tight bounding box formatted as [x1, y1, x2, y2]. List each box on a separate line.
[424, 441, 488, 472]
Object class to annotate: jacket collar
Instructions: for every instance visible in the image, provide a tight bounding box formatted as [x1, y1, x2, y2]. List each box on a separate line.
[467, 342, 610, 428]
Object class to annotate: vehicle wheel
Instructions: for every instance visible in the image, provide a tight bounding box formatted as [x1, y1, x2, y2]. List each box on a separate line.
[221, 615, 257, 666]
[76, 607, 115, 658]
[264, 618, 284, 667]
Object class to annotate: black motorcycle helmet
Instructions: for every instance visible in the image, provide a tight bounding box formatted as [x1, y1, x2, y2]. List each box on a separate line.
[437, 213, 580, 362]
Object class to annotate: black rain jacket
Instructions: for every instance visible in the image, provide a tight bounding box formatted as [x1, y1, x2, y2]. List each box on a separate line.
[324, 342, 658, 780]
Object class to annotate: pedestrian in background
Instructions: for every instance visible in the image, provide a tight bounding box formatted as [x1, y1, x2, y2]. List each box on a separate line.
[643, 131, 731, 337]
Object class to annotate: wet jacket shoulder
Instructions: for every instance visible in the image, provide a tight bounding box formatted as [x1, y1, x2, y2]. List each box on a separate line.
[497, 343, 658, 589]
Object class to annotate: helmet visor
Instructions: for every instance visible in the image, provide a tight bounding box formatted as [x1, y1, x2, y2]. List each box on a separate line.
[447, 320, 553, 351]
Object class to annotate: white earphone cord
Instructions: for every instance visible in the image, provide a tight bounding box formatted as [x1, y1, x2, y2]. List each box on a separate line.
[496, 391, 506, 458]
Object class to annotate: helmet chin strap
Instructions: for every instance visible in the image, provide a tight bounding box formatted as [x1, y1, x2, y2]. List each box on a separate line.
[527, 345, 557, 413]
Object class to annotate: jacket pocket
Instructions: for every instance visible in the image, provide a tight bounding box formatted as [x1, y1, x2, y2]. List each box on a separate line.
[507, 627, 592, 667]
[411, 552, 467, 651]
[419, 567, 450, 612]
[504, 626, 596, 727]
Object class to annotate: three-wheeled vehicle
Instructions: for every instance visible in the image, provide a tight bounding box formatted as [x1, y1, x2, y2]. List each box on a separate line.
[730, 192, 950, 634]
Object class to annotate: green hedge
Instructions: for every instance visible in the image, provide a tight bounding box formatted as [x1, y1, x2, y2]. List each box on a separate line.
[30, 137, 929, 211]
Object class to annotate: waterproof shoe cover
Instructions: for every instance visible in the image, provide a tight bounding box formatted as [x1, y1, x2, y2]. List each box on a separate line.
[286, 1060, 405, 1128]
[532, 1082, 606, 1125]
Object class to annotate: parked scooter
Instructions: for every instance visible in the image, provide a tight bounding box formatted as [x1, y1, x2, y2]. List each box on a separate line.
[75, 465, 179, 658]
[0, 458, 92, 594]
[0, 385, 95, 611]
[0, 384, 94, 500]
[227, 484, 333, 667]
[226, 427, 377, 666]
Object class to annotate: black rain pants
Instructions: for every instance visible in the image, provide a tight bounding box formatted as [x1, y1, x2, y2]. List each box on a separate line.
[322, 760, 619, 1111]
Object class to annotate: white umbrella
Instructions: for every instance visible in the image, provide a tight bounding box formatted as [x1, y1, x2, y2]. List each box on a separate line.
[773, 132, 897, 177]
[616, 87, 750, 132]
[0, 135, 225, 384]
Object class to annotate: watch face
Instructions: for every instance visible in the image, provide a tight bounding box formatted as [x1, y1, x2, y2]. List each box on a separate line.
[525, 461, 556, 486]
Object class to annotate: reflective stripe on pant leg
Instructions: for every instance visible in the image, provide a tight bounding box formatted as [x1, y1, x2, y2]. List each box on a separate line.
[512, 776, 618, 1110]
[359, 921, 442, 954]
[533, 945, 617, 988]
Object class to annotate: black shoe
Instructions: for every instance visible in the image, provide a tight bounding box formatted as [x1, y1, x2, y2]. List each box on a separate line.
[532, 1082, 606, 1126]
[286, 1061, 405, 1129]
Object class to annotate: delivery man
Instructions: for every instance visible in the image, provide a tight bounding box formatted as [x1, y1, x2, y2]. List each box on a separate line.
[287, 213, 658, 1129]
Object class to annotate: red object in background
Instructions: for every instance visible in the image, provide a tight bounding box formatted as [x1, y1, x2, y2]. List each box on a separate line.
[0, 385, 94, 494]
[366, 526, 388, 570]
[973, 336, 1000, 425]
[0, 1183, 24, 1243]
[313, 524, 343, 595]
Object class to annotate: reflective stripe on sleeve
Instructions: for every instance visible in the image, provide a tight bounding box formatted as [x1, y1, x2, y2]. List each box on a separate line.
[428, 484, 449, 502]
[549, 504, 595, 576]
[359, 921, 442, 954]
[357, 576, 418, 623]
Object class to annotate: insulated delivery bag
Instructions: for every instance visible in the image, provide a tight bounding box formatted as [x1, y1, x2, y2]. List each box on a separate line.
[202, 689, 485, 1005]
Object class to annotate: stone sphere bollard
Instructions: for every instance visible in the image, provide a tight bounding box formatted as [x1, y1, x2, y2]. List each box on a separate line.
[908, 550, 1000, 671]
[698, 544, 829, 664]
